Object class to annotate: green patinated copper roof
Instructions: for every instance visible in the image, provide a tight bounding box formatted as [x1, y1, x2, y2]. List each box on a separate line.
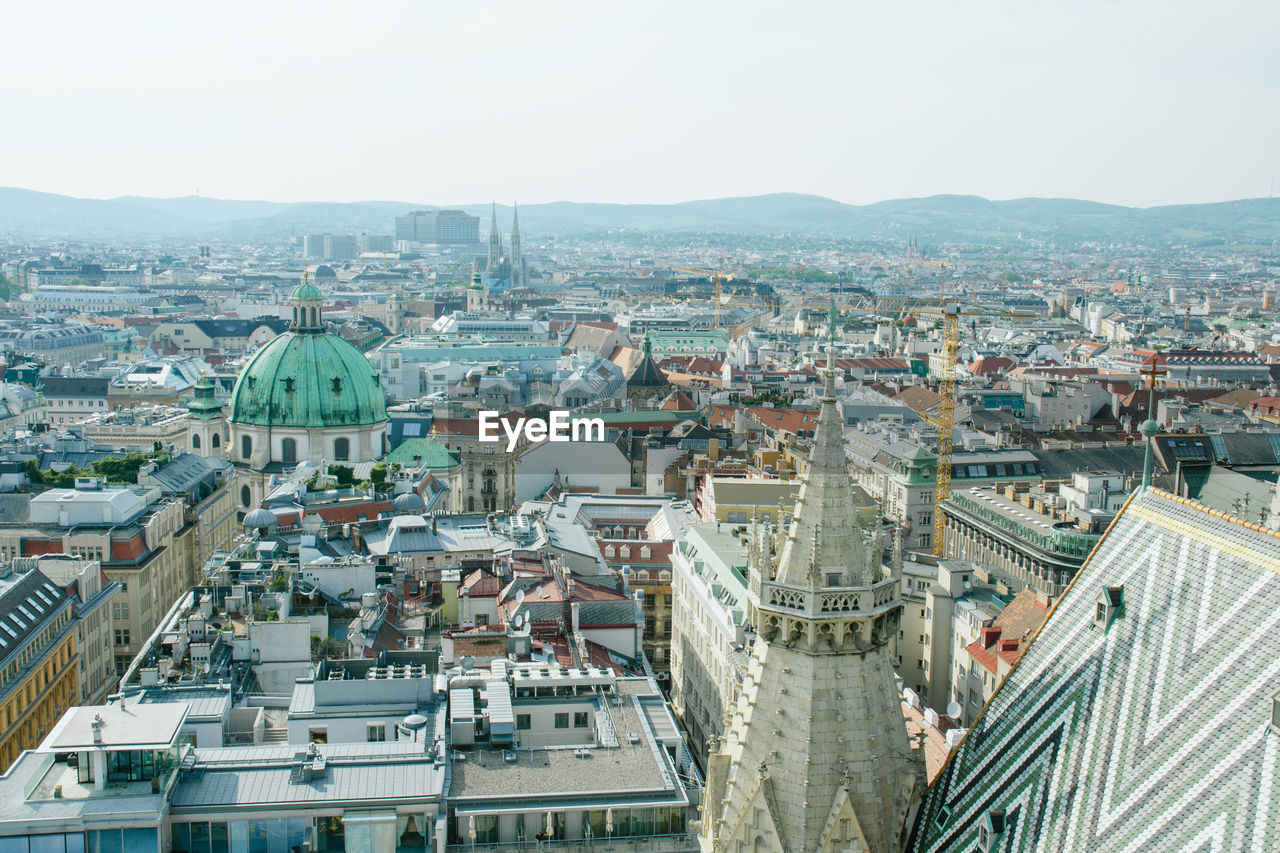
[186, 374, 224, 420]
[903, 445, 935, 463]
[291, 282, 323, 301]
[229, 330, 387, 428]
[383, 437, 461, 470]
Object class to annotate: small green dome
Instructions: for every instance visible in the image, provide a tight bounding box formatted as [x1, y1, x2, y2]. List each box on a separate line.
[229, 332, 387, 428]
[291, 282, 323, 301]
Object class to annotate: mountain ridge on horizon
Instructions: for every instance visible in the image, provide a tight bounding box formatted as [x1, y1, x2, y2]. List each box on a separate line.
[1, 186, 1278, 246]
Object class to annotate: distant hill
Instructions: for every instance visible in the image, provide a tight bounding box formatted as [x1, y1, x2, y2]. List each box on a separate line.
[1, 187, 1278, 247]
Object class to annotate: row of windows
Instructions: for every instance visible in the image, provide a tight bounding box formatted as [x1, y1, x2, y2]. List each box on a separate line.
[240, 436, 350, 462]
[514, 711, 591, 730]
[0, 609, 72, 691]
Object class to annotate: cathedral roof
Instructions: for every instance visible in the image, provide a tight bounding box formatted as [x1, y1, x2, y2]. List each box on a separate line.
[910, 488, 1280, 852]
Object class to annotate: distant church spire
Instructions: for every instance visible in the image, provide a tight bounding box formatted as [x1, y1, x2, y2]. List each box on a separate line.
[486, 202, 504, 283]
[699, 334, 919, 851]
[509, 202, 524, 288]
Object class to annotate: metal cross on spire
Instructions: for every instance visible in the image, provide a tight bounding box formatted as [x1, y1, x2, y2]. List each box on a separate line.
[1139, 358, 1167, 491]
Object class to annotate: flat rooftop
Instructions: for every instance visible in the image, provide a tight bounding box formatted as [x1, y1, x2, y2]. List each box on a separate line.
[449, 693, 677, 803]
[42, 703, 188, 751]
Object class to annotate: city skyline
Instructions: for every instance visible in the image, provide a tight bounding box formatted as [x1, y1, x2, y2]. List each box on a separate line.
[3, 0, 1277, 209]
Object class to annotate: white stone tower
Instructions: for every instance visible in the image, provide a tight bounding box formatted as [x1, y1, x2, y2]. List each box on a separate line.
[698, 334, 918, 853]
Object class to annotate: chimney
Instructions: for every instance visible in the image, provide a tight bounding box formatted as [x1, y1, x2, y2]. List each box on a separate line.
[91, 714, 104, 746]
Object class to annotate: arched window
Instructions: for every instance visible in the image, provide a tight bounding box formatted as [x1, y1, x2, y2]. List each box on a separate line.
[212, 433, 221, 449]
[241, 435, 252, 459]
[310, 307, 318, 327]
[240, 485, 251, 507]
[334, 437, 350, 462]
[281, 438, 297, 464]
[192, 434, 201, 450]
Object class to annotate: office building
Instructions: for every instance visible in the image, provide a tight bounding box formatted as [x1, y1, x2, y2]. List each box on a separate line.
[394, 210, 480, 246]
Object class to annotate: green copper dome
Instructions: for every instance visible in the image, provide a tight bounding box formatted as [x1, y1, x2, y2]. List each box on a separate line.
[291, 282, 323, 301]
[229, 292, 387, 429]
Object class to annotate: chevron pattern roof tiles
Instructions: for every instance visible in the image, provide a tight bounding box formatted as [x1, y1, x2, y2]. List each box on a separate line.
[910, 488, 1280, 853]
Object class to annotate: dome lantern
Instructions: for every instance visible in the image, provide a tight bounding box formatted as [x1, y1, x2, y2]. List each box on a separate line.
[290, 271, 325, 333]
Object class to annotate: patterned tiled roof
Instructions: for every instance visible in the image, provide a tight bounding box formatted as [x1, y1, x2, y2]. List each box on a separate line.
[910, 488, 1280, 852]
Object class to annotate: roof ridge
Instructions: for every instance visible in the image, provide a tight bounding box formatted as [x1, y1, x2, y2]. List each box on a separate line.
[1146, 486, 1280, 541]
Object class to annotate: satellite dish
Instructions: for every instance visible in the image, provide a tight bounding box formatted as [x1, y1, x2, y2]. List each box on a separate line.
[516, 589, 525, 605]
[946, 702, 962, 719]
[459, 655, 475, 671]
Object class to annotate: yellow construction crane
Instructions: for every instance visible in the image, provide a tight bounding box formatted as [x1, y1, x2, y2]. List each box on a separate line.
[611, 284, 1029, 558]
[670, 266, 734, 329]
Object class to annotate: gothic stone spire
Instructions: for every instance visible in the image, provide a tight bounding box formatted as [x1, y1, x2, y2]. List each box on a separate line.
[698, 345, 918, 853]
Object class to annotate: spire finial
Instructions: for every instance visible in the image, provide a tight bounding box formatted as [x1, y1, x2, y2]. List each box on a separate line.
[1139, 358, 1166, 491]
[821, 299, 838, 399]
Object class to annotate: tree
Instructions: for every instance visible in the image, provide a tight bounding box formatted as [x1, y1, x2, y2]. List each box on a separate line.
[310, 635, 347, 661]
[370, 462, 389, 488]
[0, 273, 19, 302]
[92, 451, 151, 484]
[330, 464, 355, 487]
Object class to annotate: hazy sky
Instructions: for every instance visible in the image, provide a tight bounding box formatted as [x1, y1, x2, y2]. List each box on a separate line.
[5, 1, 1278, 208]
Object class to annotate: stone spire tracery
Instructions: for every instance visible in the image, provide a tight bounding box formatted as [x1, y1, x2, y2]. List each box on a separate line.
[698, 316, 919, 853]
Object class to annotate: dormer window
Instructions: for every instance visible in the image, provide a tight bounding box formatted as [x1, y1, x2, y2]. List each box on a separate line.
[1095, 585, 1124, 631]
[977, 809, 1006, 852]
[283, 377, 295, 393]
[332, 377, 342, 394]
